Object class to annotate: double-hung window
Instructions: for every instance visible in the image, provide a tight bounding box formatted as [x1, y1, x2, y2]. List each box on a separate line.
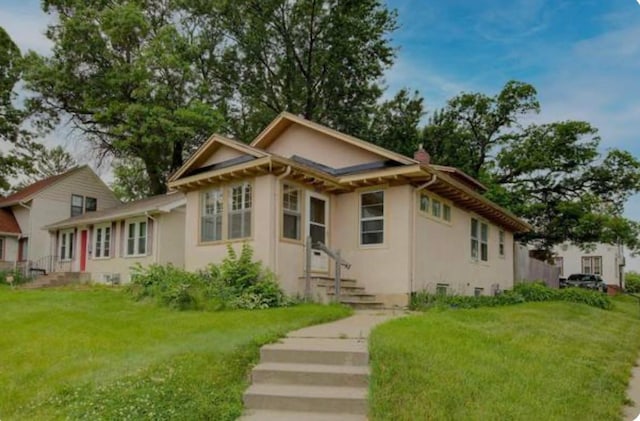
[60, 230, 74, 261]
[71, 195, 84, 217]
[282, 184, 301, 240]
[470, 218, 479, 260]
[229, 183, 252, 239]
[581, 256, 602, 275]
[360, 191, 384, 245]
[480, 223, 489, 261]
[201, 189, 223, 242]
[126, 220, 147, 256]
[94, 224, 111, 258]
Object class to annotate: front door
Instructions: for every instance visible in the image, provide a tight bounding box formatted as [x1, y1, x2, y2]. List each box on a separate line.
[307, 192, 329, 272]
[80, 230, 88, 272]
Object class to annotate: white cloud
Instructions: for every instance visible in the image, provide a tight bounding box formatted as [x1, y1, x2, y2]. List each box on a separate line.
[0, 7, 52, 54]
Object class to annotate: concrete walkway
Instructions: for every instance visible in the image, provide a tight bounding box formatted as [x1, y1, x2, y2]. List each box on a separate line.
[287, 309, 405, 340]
[625, 358, 640, 421]
[241, 309, 406, 420]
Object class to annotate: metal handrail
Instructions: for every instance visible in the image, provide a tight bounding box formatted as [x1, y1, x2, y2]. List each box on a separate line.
[304, 237, 351, 302]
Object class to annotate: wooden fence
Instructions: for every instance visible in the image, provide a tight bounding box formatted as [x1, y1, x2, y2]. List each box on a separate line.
[514, 244, 560, 288]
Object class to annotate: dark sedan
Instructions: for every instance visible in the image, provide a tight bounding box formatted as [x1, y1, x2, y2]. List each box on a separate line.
[566, 274, 608, 293]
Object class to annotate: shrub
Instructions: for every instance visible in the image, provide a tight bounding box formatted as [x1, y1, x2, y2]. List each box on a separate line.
[626, 271, 640, 293]
[127, 244, 290, 311]
[0, 270, 29, 286]
[128, 264, 204, 310]
[411, 282, 610, 311]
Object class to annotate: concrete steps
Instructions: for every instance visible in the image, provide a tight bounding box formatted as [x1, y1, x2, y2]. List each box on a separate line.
[242, 338, 369, 419]
[307, 276, 384, 310]
[21, 272, 86, 289]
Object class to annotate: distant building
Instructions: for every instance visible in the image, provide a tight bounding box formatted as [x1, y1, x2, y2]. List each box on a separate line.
[553, 242, 625, 287]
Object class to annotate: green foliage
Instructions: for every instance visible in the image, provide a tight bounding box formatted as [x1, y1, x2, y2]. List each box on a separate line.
[0, 270, 29, 285]
[626, 271, 640, 293]
[423, 80, 640, 254]
[129, 264, 205, 310]
[370, 297, 640, 420]
[111, 157, 152, 201]
[23, 0, 225, 195]
[411, 282, 612, 311]
[128, 244, 289, 311]
[0, 287, 350, 419]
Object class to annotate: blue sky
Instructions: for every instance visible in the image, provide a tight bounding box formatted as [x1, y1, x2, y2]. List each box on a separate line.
[1, 0, 640, 217]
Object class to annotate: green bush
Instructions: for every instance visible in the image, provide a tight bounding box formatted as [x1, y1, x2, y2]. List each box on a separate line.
[128, 264, 204, 310]
[0, 270, 29, 286]
[626, 271, 640, 293]
[128, 244, 290, 311]
[411, 282, 611, 311]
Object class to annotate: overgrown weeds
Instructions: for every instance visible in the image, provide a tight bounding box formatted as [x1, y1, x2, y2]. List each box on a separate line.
[411, 282, 612, 311]
[127, 243, 291, 311]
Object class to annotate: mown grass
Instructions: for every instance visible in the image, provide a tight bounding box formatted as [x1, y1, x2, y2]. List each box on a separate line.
[370, 295, 640, 421]
[0, 285, 350, 420]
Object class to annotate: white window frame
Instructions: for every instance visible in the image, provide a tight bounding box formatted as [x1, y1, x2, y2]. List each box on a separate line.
[59, 229, 75, 261]
[470, 218, 479, 261]
[282, 184, 301, 241]
[360, 190, 385, 246]
[443, 204, 452, 222]
[581, 256, 602, 275]
[201, 188, 223, 243]
[125, 219, 148, 257]
[480, 222, 489, 262]
[93, 224, 111, 259]
[228, 182, 252, 239]
[499, 230, 505, 257]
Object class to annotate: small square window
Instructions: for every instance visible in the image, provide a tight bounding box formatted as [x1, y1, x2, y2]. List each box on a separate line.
[436, 283, 448, 296]
[474, 287, 484, 297]
[85, 197, 97, 212]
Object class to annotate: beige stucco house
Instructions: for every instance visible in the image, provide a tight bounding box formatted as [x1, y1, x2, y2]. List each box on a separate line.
[0, 166, 120, 273]
[44, 193, 186, 283]
[168, 113, 531, 306]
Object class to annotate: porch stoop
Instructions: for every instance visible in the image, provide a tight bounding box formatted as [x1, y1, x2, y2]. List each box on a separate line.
[304, 276, 385, 310]
[241, 337, 369, 419]
[20, 272, 88, 289]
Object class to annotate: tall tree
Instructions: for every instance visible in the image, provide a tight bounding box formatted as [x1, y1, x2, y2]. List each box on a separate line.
[23, 0, 225, 195]
[422, 81, 539, 178]
[111, 157, 152, 202]
[14, 144, 77, 183]
[0, 27, 30, 192]
[366, 89, 424, 157]
[209, 0, 398, 140]
[423, 81, 640, 254]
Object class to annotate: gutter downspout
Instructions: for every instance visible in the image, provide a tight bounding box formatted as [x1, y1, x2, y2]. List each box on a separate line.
[410, 175, 438, 296]
[145, 211, 159, 264]
[274, 166, 292, 275]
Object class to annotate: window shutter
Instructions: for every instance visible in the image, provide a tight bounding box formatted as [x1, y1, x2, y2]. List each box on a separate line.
[120, 221, 125, 258]
[111, 222, 117, 257]
[147, 218, 154, 257]
[88, 226, 93, 260]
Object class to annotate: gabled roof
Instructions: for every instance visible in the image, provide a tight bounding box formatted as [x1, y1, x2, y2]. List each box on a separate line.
[0, 208, 21, 236]
[44, 193, 186, 230]
[0, 166, 87, 207]
[169, 134, 269, 183]
[250, 112, 417, 166]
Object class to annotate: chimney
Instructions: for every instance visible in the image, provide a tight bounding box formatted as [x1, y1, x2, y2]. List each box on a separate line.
[413, 144, 430, 164]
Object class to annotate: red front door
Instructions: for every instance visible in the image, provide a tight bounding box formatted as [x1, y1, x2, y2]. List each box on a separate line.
[80, 230, 88, 272]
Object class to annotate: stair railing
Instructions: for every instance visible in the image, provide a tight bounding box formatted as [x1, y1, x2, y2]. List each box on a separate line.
[305, 236, 351, 302]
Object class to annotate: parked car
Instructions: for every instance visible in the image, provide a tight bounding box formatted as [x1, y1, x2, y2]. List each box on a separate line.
[559, 277, 568, 289]
[566, 274, 608, 293]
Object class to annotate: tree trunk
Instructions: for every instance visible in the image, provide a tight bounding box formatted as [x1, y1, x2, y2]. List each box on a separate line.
[143, 159, 167, 196]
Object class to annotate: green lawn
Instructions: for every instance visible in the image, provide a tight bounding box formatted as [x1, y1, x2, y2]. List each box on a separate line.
[370, 295, 640, 421]
[0, 285, 350, 420]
